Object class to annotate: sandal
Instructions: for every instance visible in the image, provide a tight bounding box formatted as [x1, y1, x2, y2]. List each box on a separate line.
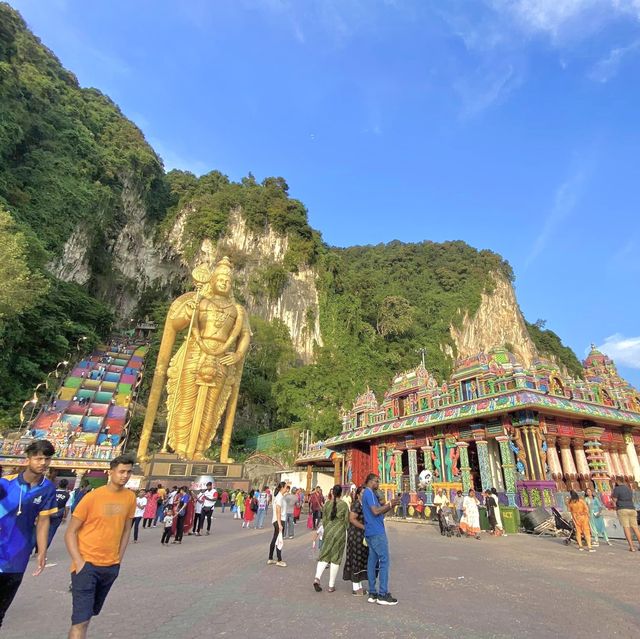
[327, 587, 336, 593]
[313, 580, 322, 592]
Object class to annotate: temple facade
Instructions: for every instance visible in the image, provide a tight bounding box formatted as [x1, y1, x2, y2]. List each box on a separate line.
[319, 346, 640, 511]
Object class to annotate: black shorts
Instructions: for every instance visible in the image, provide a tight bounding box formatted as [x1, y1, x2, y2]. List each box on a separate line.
[71, 562, 120, 625]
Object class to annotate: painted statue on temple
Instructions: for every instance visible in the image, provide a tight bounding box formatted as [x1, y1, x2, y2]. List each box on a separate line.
[444, 437, 460, 481]
[509, 428, 527, 477]
[137, 257, 251, 463]
[432, 441, 442, 480]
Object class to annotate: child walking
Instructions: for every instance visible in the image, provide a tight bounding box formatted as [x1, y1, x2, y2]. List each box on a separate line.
[161, 507, 174, 545]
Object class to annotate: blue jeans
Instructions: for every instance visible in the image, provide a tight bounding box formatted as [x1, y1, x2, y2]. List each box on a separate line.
[256, 509, 267, 529]
[366, 533, 390, 596]
[285, 513, 295, 537]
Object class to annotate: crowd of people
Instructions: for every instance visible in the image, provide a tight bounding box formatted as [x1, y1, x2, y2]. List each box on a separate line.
[2, 439, 640, 636]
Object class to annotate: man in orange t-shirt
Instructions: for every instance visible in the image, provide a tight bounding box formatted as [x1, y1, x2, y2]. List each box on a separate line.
[65, 455, 136, 639]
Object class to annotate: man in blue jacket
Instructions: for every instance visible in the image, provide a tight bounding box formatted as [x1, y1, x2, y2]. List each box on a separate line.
[0, 440, 58, 627]
[362, 473, 400, 606]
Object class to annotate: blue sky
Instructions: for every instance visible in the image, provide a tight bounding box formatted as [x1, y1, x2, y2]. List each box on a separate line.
[9, 0, 640, 387]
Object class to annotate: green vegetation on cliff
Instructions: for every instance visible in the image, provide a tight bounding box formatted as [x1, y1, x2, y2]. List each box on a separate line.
[0, 4, 163, 425]
[164, 170, 322, 269]
[0, 5, 168, 257]
[273, 241, 514, 437]
[526, 320, 583, 378]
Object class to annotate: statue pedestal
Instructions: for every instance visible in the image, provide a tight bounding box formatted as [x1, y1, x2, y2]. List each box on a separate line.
[142, 453, 249, 491]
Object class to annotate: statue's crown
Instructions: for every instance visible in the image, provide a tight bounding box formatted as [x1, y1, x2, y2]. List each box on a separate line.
[213, 256, 233, 275]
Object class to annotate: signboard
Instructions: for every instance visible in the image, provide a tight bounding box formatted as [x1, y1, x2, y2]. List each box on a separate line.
[169, 464, 188, 476]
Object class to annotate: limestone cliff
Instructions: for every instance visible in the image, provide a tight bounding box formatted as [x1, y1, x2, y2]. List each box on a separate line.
[51, 198, 323, 364]
[449, 273, 539, 367]
[169, 208, 323, 363]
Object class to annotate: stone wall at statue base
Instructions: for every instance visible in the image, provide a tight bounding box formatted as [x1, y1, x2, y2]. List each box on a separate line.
[143, 453, 249, 491]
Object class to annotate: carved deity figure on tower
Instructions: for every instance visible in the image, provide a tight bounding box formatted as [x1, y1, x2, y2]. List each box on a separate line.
[137, 257, 251, 463]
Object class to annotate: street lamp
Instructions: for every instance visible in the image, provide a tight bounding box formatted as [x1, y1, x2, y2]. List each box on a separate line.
[415, 347, 427, 368]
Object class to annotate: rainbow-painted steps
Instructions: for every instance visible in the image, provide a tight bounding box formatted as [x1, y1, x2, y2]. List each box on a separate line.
[30, 342, 147, 454]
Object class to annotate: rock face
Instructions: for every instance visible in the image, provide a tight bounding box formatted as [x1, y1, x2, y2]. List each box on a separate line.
[47, 226, 92, 285]
[173, 209, 323, 363]
[48, 175, 186, 318]
[51, 202, 323, 364]
[449, 273, 539, 367]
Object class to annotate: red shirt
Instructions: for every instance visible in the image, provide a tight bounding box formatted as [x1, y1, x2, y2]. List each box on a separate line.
[309, 492, 324, 511]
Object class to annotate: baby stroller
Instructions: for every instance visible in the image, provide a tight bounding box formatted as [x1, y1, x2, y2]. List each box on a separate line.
[439, 505, 461, 538]
[551, 507, 576, 545]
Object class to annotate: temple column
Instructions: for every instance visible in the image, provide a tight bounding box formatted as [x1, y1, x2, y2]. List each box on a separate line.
[623, 431, 640, 482]
[456, 442, 471, 494]
[475, 439, 492, 492]
[558, 437, 578, 489]
[496, 435, 517, 506]
[421, 445, 434, 505]
[583, 427, 609, 493]
[74, 468, 87, 490]
[407, 448, 418, 493]
[522, 426, 545, 480]
[333, 455, 342, 486]
[545, 434, 564, 489]
[393, 450, 403, 493]
[306, 464, 313, 495]
[603, 448, 616, 479]
[377, 446, 386, 483]
[609, 449, 623, 479]
[619, 449, 633, 481]
[573, 439, 591, 489]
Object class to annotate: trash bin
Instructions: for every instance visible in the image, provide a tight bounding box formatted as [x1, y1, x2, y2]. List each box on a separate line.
[500, 506, 520, 534]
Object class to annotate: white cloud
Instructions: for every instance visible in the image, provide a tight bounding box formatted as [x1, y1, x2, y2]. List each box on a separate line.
[493, 0, 640, 40]
[589, 39, 640, 81]
[598, 334, 640, 369]
[525, 158, 591, 266]
[455, 63, 521, 118]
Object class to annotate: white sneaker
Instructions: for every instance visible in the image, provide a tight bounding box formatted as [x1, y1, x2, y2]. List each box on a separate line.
[276, 561, 287, 567]
[266, 559, 277, 565]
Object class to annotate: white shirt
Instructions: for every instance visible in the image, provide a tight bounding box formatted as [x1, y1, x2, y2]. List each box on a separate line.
[272, 493, 286, 523]
[195, 498, 203, 514]
[167, 490, 177, 505]
[434, 493, 449, 512]
[202, 489, 217, 507]
[135, 497, 147, 518]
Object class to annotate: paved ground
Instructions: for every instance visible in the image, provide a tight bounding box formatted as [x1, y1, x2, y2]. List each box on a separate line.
[4, 511, 640, 639]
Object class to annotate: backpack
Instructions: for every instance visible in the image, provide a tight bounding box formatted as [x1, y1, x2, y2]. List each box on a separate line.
[250, 498, 258, 513]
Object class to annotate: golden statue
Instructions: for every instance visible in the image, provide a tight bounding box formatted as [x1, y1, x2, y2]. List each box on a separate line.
[137, 257, 251, 462]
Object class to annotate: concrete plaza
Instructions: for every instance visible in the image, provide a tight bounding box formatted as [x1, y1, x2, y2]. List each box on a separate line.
[4, 511, 640, 638]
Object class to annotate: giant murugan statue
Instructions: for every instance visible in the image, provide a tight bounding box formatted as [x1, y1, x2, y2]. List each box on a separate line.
[137, 257, 251, 463]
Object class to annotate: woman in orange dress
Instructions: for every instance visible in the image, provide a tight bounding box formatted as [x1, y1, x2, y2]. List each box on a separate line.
[568, 490, 595, 552]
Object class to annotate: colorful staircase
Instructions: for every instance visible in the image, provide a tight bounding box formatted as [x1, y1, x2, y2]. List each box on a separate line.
[27, 341, 147, 460]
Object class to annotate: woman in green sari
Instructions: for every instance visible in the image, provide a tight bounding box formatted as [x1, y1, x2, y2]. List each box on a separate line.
[313, 485, 349, 592]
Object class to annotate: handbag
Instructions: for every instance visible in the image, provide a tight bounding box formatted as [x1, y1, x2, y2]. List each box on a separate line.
[307, 513, 314, 529]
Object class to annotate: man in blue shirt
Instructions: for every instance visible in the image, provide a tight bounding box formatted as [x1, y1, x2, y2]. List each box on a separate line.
[362, 473, 400, 606]
[0, 439, 58, 628]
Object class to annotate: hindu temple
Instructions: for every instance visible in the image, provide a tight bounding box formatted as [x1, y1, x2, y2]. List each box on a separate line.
[298, 346, 640, 516]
